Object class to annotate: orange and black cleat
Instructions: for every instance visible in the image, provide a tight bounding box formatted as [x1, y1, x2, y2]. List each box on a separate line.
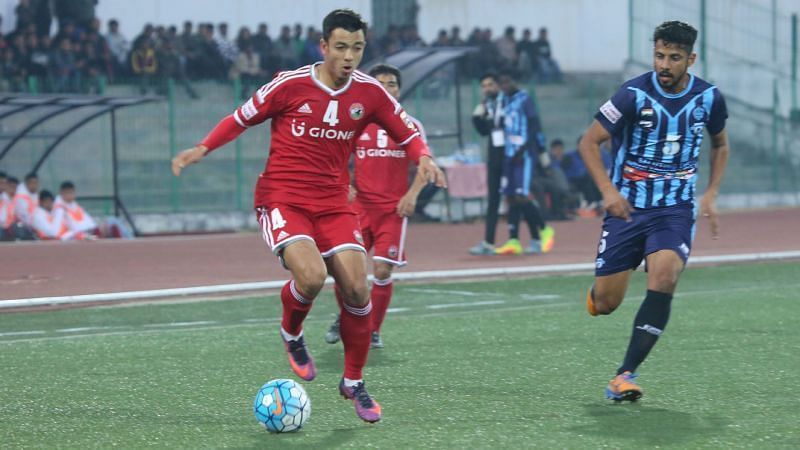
[605, 371, 643, 402]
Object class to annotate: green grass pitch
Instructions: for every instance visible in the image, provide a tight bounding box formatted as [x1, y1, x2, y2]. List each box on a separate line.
[1, 261, 798, 448]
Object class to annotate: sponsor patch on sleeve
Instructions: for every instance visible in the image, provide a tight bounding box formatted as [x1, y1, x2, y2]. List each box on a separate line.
[241, 98, 258, 121]
[599, 100, 622, 124]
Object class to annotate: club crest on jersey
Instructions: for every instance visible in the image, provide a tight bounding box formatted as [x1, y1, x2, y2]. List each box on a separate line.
[692, 106, 706, 121]
[354, 230, 364, 245]
[350, 103, 365, 120]
[388, 245, 399, 258]
[638, 108, 654, 129]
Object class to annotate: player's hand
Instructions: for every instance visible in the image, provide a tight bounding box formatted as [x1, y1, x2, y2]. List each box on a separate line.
[396, 192, 417, 217]
[700, 192, 720, 239]
[602, 188, 633, 221]
[418, 155, 447, 188]
[171, 145, 207, 176]
[348, 185, 358, 203]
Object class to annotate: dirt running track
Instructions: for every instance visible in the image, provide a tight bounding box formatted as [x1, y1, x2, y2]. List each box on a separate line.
[3, 208, 799, 302]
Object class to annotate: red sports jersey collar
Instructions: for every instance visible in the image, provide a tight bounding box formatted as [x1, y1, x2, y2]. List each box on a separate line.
[310, 62, 353, 96]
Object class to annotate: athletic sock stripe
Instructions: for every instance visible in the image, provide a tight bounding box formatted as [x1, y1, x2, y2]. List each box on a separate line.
[373, 277, 393, 287]
[290, 280, 312, 304]
[343, 301, 372, 316]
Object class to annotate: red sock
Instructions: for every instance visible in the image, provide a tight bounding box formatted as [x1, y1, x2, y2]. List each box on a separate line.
[280, 280, 314, 336]
[340, 301, 372, 380]
[370, 277, 393, 332]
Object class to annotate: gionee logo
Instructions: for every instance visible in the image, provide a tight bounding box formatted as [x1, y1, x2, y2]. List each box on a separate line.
[291, 119, 306, 137]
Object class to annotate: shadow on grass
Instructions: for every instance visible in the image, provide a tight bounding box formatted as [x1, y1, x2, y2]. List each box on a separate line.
[313, 342, 407, 373]
[573, 403, 729, 446]
[241, 427, 359, 449]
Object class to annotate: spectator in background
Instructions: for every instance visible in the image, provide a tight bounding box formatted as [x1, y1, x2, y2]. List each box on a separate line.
[558, 136, 610, 216]
[105, 19, 129, 79]
[230, 41, 264, 98]
[400, 24, 424, 48]
[533, 27, 562, 83]
[32, 189, 90, 241]
[235, 26, 252, 51]
[31, 0, 51, 37]
[215, 22, 237, 68]
[251, 23, 273, 73]
[3, 176, 35, 240]
[301, 26, 322, 65]
[495, 26, 517, 70]
[532, 138, 575, 220]
[516, 28, 536, 80]
[379, 24, 401, 54]
[449, 26, 465, 46]
[274, 25, 297, 69]
[28, 34, 52, 91]
[198, 23, 226, 79]
[1, 46, 27, 92]
[432, 29, 449, 47]
[0, 172, 15, 240]
[469, 72, 506, 255]
[51, 37, 79, 92]
[14, 172, 39, 229]
[130, 37, 157, 94]
[157, 37, 198, 98]
[55, 181, 132, 239]
[54, 0, 96, 32]
[14, 0, 35, 36]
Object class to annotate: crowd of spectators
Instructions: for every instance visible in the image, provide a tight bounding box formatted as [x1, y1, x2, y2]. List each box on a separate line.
[1, 1, 562, 96]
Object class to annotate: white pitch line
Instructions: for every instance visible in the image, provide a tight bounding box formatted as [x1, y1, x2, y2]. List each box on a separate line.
[142, 321, 219, 328]
[55, 326, 125, 333]
[386, 307, 410, 313]
[0, 330, 46, 337]
[2, 249, 799, 309]
[406, 288, 503, 297]
[427, 300, 506, 309]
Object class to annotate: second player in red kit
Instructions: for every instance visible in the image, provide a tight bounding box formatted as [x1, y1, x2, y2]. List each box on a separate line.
[325, 64, 430, 349]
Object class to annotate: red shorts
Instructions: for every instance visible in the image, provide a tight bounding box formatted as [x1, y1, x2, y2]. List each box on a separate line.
[256, 203, 366, 260]
[355, 202, 408, 267]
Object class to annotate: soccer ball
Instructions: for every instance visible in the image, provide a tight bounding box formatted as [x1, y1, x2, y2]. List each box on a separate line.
[254, 379, 311, 432]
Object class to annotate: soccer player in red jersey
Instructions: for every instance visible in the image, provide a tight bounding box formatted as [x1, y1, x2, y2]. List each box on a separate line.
[324, 64, 430, 350]
[171, 9, 445, 423]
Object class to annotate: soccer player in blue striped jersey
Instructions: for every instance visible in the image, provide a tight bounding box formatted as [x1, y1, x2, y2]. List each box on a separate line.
[578, 21, 730, 402]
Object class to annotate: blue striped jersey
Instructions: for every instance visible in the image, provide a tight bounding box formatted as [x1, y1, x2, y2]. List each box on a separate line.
[501, 90, 546, 158]
[595, 71, 728, 209]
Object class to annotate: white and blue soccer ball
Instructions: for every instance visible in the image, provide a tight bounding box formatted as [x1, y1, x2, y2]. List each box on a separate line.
[254, 378, 311, 433]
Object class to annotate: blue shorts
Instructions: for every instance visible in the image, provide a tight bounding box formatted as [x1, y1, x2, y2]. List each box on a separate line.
[501, 155, 533, 196]
[594, 203, 696, 276]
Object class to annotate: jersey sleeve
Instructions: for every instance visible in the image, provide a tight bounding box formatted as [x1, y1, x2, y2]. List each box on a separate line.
[594, 86, 636, 136]
[370, 88, 431, 163]
[707, 88, 728, 136]
[232, 72, 291, 128]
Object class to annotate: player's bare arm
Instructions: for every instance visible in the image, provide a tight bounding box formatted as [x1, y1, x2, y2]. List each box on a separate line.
[579, 120, 632, 220]
[396, 170, 428, 217]
[417, 155, 447, 188]
[171, 145, 208, 176]
[700, 128, 730, 239]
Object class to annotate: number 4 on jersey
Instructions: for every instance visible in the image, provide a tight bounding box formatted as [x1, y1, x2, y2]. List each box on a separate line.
[322, 100, 339, 126]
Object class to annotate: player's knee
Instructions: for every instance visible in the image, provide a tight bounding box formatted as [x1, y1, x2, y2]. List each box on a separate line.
[592, 291, 623, 315]
[649, 269, 680, 293]
[339, 280, 369, 307]
[373, 264, 393, 281]
[293, 266, 327, 298]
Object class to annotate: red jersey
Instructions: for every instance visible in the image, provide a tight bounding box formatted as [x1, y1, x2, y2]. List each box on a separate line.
[353, 115, 426, 209]
[229, 64, 427, 208]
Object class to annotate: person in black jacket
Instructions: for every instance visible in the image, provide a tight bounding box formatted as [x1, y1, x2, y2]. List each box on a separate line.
[468, 72, 505, 255]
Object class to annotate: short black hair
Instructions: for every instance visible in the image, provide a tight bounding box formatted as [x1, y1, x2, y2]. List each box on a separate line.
[369, 64, 401, 88]
[479, 71, 497, 83]
[39, 190, 54, 202]
[653, 21, 698, 53]
[8, 176, 19, 185]
[24, 172, 38, 182]
[550, 138, 564, 148]
[0, 171, 6, 179]
[322, 9, 367, 41]
[497, 67, 519, 81]
[60, 180, 75, 191]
